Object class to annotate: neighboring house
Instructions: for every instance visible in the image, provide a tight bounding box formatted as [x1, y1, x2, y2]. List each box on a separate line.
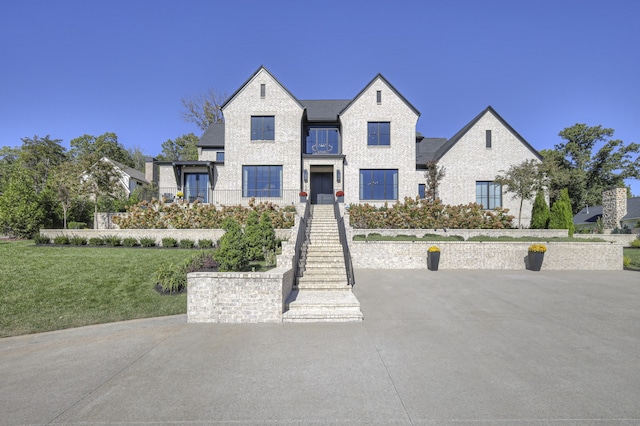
[574, 187, 640, 230]
[94, 157, 149, 197]
[149, 66, 542, 226]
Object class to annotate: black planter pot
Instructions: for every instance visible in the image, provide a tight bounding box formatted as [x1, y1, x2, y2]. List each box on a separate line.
[528, 251, 544, 271]
[427, 252, 440, 271]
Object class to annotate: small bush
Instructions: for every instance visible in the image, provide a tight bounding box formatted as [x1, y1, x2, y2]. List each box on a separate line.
[155, 250, 218, 293]
[630, 239, 640, 248]
[69, 236, 87, 246]
[162, 237, 177, 248]
[33, 234, 50, 244]
[623, 256, 631, 268]
[104, 236, 121, 247]
[88, 237, 104, 246]
[68, 222, 87, 229]
[139, 237, 155, 247]
[198, 239, 214, 249]
[179, 239, 195, 249]
[122, 237, 138, 247]
[53, 235, 69, 245]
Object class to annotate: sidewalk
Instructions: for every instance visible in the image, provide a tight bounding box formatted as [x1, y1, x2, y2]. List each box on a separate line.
[1, 270, 639, 424]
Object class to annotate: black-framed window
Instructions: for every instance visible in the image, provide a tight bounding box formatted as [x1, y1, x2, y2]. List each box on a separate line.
[359, 169, 398, 200]
[242, 165, 282, 197]
[185, 173, 208, 203]
[305, 127, 340, 154]
[251, 116, 275, 140]
[216, 152, 224, 162]
[367, 122, 390, 146]
[476, 181, 502, 209]
[486, 130, 492, 148]
[418, 184, 426, 199]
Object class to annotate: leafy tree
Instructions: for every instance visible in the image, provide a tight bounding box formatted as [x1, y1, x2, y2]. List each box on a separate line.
[494, 159, 544, 228]
[545, 124, 640, 213]
[181, 88, 227, 131]
[549, 188, 575, 237]
[259, 212, 277, 256]
[244, 210, 263, 260]
[214, 218, 248, 272]
[0, 146, 20, 191]
[0, 168, 46, 238]
[70, 132, 134, 167]
[127, 146, 147, 172]
[49, 162, 84, 229]
[82, 159, 127, 227]
[530, 190, 550, 229]
[157, 133, 199, 161]
[424, 160, 445, 202]
[18, 135, 67, 194]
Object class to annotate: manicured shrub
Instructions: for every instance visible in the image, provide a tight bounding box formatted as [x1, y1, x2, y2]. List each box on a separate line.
[549, 188, 575, 237]
[214, 218, 248, 272]
[104, 236, 121, 247]
[88, 237, 105, 246]
[33, 234, 51, 245]
[69, 236, 87, 246]
[68, 222, 87, 229]
[623, 256, 631, 268]
[530, 190, 550, 229]
[139, 237, 156, 247]
[53, 235, 69, 245]
[244, 210, 263, 260]
[161, 237, 177, 248]
[179, 239, 195, 249]
[259, 212, 277, 253]
[155, 250, 217, 293]
[122, 237, 138, 247]
[630, 239, 640, 248]
[197, 239, 214, 249]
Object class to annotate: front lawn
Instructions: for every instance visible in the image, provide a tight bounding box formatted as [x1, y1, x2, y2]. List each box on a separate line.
[0, 241, 197, 337]
[624, 248, 640, 271]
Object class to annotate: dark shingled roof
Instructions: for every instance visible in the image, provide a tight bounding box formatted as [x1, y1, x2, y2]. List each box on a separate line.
[198, 122, 225, 148]
[623, 197, 640, 221]
[573, 205, 603, 225]
[300, 100, 351, 122]
[416, 137, 448, 167]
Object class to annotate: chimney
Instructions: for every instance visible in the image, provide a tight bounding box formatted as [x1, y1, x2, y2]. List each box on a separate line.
[602, 187, 627, 229]
[145, 157, 157, 185]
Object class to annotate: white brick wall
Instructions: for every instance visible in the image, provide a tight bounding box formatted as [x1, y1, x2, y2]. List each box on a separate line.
[436, 110, 541, 227]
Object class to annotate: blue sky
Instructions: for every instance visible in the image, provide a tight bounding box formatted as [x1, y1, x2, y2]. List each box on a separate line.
[2, 0, 639, 195]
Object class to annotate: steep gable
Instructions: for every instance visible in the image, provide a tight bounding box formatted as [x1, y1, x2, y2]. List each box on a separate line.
[340, 74, 420, 117]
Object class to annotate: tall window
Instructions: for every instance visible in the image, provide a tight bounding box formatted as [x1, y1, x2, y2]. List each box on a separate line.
[486, 130, 492, 148]
[476, 181, 502, 209]
[418, 184, 426, 199]
[185, 173, 208, 203]
[367, 122, 390, 146]
[242, 166, 282, 197]
[360, 169, 398, 200]
[305, 127, 340, 154]
[251, 116, 275, 140]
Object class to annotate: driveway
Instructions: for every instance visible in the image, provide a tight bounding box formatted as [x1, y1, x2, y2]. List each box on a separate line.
[1, 270, 639, 425]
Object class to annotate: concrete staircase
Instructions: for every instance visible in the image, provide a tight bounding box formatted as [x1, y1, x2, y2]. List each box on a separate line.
[282, 205, 363, 322]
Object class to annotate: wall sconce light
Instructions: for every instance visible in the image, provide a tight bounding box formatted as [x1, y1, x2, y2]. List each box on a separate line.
[303, 169, 308, 183]
[336, 170, 341, 183]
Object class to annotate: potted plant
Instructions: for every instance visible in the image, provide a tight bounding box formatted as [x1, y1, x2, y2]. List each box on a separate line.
[427, 246, 440, 271]
[176, 190, 184, 200]
[528, 244, 546, 271]
[336, 190, 344, 202]
[299, 191, 308, 203]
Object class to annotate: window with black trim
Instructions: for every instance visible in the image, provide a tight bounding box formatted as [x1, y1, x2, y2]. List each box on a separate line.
[216, 152, 224, 162]
[476, 181, 502, 209]
[418, 184, 426, 199]
[359, 169, 398, 200]
[251, 116, 275, 140]
[242, 165, 282, 197]
[367, 122, 390, 146]
[486, 130, 492, 148]
[260, 84, 265, 98]
[376, 90, 382, 104]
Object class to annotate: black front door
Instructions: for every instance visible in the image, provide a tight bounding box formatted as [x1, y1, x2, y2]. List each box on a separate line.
[310, 172, 333, 204]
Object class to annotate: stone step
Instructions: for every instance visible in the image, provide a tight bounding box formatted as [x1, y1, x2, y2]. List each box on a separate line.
[285, 290, 360, 309]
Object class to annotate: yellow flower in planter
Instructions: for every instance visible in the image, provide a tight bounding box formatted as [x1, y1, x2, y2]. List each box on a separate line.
[176, 191, 184, 198]
[428, 246, 440, 253]
[528, 244, 547, 253]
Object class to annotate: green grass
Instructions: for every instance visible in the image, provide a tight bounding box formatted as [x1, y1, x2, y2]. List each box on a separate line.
[0, 240, 198, 337]
[353, 234, 463, 241]
[465, 236, 607, 242]
[623, 248, 640, 271]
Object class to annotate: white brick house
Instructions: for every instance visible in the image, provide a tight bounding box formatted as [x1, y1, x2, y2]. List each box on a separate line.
[150, 66, 542, 226]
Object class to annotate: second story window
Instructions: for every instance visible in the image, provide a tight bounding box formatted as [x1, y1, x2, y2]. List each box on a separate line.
[305, 127, 340, 154]
[251, 116, 275, 140]
[367, 122, 390, 146]
[216, 152, 225, 162]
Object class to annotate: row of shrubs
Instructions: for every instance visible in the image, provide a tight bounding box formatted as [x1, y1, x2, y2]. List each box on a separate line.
[348, 197, 515, 230]
[112, 198, 297, 229]
[34, 234, 216, 249]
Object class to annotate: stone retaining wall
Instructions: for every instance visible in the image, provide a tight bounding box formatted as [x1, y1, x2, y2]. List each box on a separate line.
[350, 241, 622, 270]
[187, 268, 294, 323]
[574, 233, 638, 247]
[40, 228, 292, 246]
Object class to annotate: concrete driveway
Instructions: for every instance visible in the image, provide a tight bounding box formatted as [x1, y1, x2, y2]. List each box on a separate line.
[1, 270, 639, 425]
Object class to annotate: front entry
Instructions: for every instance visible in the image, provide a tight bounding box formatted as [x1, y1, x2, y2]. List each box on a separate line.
[310, 171, 333, 204]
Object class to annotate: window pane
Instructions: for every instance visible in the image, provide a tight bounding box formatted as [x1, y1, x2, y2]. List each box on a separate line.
[251, 116, 275, 140]
[367, 122, 390, 145]
[419, 184, 426, 199]
[242, 166, 282, 197]
[216, 152, 224, 162]
[359, 169, 397, 200]
[185, 173, 208, 203]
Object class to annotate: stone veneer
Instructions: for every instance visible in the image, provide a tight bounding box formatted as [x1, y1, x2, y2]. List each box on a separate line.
[602, 187, 627, 229]
[187, 268, 294, 323]
[350, 241, 622, 270]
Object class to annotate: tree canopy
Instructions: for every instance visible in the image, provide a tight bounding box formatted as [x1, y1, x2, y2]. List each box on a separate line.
[157, 133, 199, 161]
[181, 88, 227, 131]
[494, 159, 544, 228]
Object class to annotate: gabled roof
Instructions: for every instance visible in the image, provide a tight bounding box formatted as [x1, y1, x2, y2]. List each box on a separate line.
[300, 100, 351, 122]
[573, 205, 603, 225]
[416, 137, 448, 167]
[221, 65, 304, 111]
[433, 106, 542, 161]
[339, 74, 420, 117]
[103, 157, 148, 184]
[198, 122, 225, 148]
[623, 197, 640, 221]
